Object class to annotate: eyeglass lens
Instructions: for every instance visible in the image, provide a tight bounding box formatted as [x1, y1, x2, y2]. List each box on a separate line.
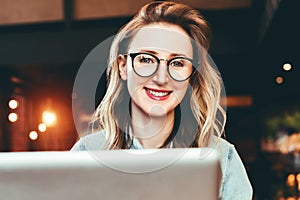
[131, 53, 193, 81]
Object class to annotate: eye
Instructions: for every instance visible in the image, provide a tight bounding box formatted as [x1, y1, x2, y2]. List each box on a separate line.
[170, 59, 184, 67]
[137, 54, 155, 64]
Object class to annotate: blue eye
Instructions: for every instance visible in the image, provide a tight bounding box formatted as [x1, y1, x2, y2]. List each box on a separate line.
[136, 54, 156, 64]
[140, 57, 153, 63]
[170, 60, 184, 67]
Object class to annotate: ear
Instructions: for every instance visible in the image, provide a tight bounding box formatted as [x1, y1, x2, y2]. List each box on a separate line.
[118, 55, 128, 80]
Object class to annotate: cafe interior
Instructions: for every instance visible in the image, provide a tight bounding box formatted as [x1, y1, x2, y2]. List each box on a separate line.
[0, 0, 299, 199]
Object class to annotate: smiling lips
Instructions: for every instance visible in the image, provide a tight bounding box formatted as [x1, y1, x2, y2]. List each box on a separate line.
[144, 87, 172, 101]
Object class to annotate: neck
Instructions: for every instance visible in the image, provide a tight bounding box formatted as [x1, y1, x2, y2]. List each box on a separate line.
[131, 104, 174, 149]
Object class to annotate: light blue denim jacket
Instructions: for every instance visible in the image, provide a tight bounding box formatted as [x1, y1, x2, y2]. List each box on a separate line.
[71, 131, 253, 199]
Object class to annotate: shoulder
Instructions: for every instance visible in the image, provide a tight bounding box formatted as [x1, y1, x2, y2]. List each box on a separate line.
[70, 130, 107, 151]
[213, 137, 233, 181]
[216, 137, 237, 167]
[214, 137, 253, 199]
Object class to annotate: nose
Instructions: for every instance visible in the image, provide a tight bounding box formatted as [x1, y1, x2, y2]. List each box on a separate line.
[153, 61, 169, 85]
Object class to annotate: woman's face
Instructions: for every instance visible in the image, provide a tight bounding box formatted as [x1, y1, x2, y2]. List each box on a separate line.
[118, 23, 193, 118]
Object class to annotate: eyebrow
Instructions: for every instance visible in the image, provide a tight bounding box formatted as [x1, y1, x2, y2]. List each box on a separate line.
[138, 49, 190, 58]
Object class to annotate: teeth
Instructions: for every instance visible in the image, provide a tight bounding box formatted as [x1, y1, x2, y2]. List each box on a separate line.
[147, 89, 169, 97]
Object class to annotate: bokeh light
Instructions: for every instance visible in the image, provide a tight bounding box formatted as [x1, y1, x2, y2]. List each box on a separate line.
[286, 174, 295, 187]
[42, 111, 57, 127]
[297, 173, 300, 182]
[38, 123, 47, 132]
[275, 76, 283, 84]
[29, 131, 38, 141]
[8, 113, 18, 122]
[283, 63, 292, 71]
[8, 99, 18, 109]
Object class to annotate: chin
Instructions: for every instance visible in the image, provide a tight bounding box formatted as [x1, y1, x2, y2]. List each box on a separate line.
[146, 105, 173, 118]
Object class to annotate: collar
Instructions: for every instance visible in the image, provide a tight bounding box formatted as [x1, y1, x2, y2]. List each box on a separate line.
[126, 126, 174, 149]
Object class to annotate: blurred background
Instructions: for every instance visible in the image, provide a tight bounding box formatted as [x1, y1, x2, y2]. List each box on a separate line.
[0, 0, 299, 199]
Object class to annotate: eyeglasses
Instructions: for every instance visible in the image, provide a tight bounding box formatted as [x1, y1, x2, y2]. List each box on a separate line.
[126, 52, 195, 82]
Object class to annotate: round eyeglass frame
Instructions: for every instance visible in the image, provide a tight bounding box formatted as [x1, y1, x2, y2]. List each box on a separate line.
[125, 52, 195, 82]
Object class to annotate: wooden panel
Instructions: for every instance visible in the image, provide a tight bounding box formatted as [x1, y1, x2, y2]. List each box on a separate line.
[73, 0, 152, 20]
[176, 0, 252, 10]
[221, 96, 253, 107]
[73, 0, 252, 20]
[0, 0, 64, 25]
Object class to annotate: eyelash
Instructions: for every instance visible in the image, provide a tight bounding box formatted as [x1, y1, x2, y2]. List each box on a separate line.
[139, 57, 154, 63]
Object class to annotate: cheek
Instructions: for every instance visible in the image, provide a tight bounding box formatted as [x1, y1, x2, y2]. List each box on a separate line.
[173, 82, 190, 102]
[126, 70, 147, 95]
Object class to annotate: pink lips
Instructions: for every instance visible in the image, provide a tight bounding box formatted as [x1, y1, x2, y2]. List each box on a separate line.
[144, 87, 172, 101]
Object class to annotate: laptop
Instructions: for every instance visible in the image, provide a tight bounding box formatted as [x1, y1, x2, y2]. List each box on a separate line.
[0, 148, 221, 200]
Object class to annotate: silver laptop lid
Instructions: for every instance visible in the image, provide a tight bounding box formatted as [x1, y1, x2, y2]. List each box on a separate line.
[0, 148, 221, 200]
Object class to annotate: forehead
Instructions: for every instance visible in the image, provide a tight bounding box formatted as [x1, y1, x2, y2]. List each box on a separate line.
[128, 23, 193, 56]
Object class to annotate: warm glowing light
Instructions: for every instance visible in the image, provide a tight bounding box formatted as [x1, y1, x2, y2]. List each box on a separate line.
[29, 131, 38, 141]
[38, 123, 47, 132]
[287, 174, 295, 181]
[283, 63, 292, 71]
[296, 174, 300, 182]
[287, 197, 296, 200]
[221, 96, 253, 107]
[8, 99, 18, 109]
[287, 174, 296, 187]
[276, 76, 283, 84]
[42, 111, 57, 127]
[8, 113, 18, 122]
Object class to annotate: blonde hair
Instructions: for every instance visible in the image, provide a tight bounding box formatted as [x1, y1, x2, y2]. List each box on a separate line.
[92, 1, 226, 149]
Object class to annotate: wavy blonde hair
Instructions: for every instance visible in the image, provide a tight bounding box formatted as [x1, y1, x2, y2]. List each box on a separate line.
[92, 1, 226, 149]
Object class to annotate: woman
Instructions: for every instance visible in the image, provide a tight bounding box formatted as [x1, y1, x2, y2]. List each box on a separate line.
[71, 1, 253, 199]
